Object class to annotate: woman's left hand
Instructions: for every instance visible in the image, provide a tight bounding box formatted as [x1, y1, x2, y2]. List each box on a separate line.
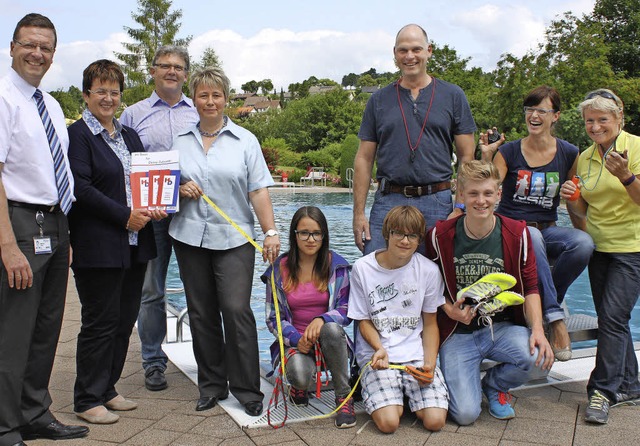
[262, 235, 280, 263]
[179, 180, 203, 200]
[302, 318, 325, 344]
[604, 150, 630, 180]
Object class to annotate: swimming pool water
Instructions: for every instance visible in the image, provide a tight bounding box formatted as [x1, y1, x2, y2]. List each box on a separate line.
[166, 192, 639, 364]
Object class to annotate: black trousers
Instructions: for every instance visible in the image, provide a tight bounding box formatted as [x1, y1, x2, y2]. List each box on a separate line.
[0, 207, 69, 446]
[172, 239, 263, 404]
[72, 257, 147, 412]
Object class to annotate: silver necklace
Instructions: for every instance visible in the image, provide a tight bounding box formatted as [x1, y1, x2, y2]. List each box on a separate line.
[198, 116, 228, 138]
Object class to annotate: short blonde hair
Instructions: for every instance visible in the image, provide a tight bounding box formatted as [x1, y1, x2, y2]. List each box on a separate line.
[457, 160, 501, 190]
[382, 206, 426, 245]
[189, 67, 230, 100]
[579, 88, 624, 126]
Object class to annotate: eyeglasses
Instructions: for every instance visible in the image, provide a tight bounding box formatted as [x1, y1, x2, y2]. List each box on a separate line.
[88, 89, 121, 98]
[153, 63, 185, 72]
[13, 40, 54, 55]
[389, 230, 420, 242]
[585, 90, 619, 104]
[523, 106, 556, 116]
[295, 230, 324, 241]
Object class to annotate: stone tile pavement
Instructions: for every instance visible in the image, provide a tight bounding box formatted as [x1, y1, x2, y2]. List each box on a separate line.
[31, 279, 640, 445]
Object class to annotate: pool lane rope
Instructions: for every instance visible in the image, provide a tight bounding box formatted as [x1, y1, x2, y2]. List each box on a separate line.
[200, 194, 431, 428]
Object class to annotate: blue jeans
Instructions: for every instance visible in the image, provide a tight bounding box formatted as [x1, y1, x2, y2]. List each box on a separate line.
[527, 226, 594, 323]
[587, 251, 640, 401]
[365, 188, 452, 255]
[137, 216, 173, 371]
[439, 322, 538, 425]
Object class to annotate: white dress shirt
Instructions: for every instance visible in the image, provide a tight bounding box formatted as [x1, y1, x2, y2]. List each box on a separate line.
[0, 68, 74, 205]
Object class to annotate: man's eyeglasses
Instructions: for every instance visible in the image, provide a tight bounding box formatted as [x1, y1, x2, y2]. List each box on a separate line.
[13, 40, 54, 55]
[585, 90, 619, 104]
[153, 63, 185, 72]
[389, 230, 420, 242]
[88, 89, 121, 98]
[295, 230, 324, 241]
[523, 107, 556, 116]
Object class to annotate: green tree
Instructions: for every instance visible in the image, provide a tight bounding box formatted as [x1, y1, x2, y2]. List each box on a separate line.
[241, 80, 260, 93]
[191, 46, 223, 72]
[341, 73, 358, 87]
[49, 86, 84, 120]
[260, 79, 274, 95]
[356, 74, 377, 88]
[114, 0, 191, 87]
[592, 0, 640, 77]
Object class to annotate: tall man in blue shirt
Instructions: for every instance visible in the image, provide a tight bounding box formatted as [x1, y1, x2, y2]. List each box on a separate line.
[353, 24, 477, 254]
[120, 46, 199, 391]
[0, 13, 88, 445]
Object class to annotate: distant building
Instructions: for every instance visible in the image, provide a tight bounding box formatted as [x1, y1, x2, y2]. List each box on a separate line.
[360, 86, 381, 94]
[230, 92, 258, 102]
[308, 85, 339, 95]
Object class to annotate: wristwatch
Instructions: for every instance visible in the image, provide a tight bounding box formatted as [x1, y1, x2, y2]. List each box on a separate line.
[454, 203, 466, 212]
[264, 229, 279, 237]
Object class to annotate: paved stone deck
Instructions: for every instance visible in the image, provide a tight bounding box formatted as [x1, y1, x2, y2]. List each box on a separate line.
[32, 278, 640, 445]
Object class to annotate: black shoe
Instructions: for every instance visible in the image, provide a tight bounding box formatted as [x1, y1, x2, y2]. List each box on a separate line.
[21, 420, 89, 440]
[196, 396, 219, 411]
[289, 386, 309, 406]
[244, 401, 263, 417]
[145, 367, 168, 391]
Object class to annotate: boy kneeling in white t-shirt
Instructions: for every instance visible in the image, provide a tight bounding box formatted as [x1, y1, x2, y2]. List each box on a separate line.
[348, 206, 448, 433]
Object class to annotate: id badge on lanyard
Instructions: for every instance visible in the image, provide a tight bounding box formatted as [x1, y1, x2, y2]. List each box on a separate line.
[33, 210, 52, 254]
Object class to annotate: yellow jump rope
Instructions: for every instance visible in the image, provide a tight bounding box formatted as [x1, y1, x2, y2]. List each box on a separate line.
[200, 193, 432, 428]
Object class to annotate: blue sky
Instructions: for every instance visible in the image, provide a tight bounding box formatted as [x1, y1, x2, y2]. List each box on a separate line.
[0, 0, 595, 91]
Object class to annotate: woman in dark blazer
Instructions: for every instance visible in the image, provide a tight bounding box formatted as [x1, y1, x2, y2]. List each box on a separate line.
[67, 60, 163, 424]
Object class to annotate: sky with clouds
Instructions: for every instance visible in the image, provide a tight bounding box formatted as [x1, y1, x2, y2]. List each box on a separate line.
[0, 0, 595, 92]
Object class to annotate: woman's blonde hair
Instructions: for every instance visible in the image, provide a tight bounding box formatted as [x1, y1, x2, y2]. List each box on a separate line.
[578, 88, 624, 126]
[189, 67, 230, 100]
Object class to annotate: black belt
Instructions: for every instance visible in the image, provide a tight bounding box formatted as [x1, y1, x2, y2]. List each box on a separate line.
[7, 200, 62, 214]
[380, 180, 451, 197]
[526, 221, 556, 230]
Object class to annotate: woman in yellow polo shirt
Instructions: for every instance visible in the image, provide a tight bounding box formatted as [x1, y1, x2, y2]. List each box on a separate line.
[561, 89, 640, 425]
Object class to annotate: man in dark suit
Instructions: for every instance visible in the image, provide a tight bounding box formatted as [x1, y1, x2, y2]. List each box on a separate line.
[0, 13, 89, 446]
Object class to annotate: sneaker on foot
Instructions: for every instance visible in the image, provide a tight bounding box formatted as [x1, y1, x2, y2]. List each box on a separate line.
[613, 392, 640, 407]
[335, 397, 356, 428]
[457, 273, 517, 305]
[483, 386, 515, 420]
[289, 386, 309, 406]
[585, 390, 610, 424]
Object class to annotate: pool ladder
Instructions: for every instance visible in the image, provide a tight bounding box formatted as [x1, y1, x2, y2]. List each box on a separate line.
[166, 287, 189, 343]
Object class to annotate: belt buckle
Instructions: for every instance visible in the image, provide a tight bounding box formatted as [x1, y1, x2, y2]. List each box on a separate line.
[403, 186, 414, 197]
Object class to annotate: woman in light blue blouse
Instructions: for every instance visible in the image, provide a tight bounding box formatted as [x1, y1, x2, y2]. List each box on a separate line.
[169, 67, 279, 417]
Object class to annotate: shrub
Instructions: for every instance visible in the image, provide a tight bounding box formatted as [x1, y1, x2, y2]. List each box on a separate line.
[339, 134, 359, 187]
[261, 146, 279, 173]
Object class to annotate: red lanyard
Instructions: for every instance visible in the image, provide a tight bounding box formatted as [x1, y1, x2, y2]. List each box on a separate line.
[396, 77, 436, 163]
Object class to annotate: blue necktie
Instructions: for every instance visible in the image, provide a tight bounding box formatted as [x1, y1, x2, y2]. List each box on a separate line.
[33, 89, 72, 214]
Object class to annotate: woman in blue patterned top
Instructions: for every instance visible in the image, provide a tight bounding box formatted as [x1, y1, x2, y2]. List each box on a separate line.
[479, 86, 594, 361]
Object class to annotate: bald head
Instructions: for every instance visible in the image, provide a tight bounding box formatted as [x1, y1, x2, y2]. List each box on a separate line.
[395, 24, 429, 47]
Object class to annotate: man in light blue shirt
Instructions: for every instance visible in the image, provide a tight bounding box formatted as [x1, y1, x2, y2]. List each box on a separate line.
[120, 45, 198, 391]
